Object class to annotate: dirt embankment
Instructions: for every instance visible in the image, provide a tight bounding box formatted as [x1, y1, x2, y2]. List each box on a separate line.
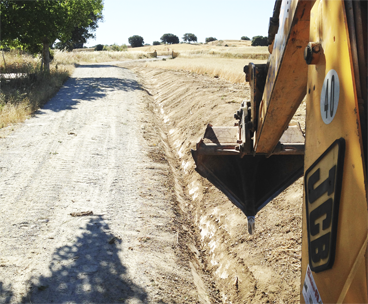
[133, 67, 305, 304]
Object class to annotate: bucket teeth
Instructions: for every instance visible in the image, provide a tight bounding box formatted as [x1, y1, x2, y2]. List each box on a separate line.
[247, 216, 255, 235]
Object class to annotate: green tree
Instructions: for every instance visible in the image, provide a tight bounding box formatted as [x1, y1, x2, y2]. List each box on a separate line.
[94, 44, 104, 51]
[153, 41, 161, 46]
[251, 36, 268, 46]
[160, 33, 179, 44]
[0, 0, 104, 71]
[55, 12, 103, 51]
[182, 33, 197, 43]
[128, 35, 144, 48]
[241, 36, 250, 41]
[205, 37, 217, 43]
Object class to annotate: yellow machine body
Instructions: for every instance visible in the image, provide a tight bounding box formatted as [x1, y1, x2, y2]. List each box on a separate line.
[192, 0, 367, 302]
[301, 0, 367, 302]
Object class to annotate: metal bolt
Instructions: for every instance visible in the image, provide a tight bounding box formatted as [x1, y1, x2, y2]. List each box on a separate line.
[304, 42, 322, 65]
[312, 44, 321, 53]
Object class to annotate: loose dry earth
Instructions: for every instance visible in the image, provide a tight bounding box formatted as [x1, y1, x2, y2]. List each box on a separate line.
[0, 60, 305, 303]
[130, 66, 305, 304]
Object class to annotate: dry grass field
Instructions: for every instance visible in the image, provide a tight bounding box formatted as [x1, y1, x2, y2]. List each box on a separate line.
[130, 40, 268, 60]
[0, 40, 268, 127]
[129, 39, 253, 52]
[57, 40, 269, 80]
[1, 51, 72, 128]
[139, 40, 269, 84]
[145, 57, 266, 84]
[54, 50, 147, 64]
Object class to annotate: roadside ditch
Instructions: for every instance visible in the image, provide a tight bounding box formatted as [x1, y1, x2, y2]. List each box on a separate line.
[132, 66, 305, 304]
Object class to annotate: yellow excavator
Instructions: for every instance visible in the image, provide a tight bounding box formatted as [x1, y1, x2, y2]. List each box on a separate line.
[192, 0, 367, 302]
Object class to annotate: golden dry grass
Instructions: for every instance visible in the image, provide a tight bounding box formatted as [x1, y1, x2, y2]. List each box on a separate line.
[0, 101, 30, 127]
[0, 66, 72, 127]
[145, 57, 267, 84]
[1, 50, 72, 128]
[54, 50, 147, 65]
[1, 50, 39, 73]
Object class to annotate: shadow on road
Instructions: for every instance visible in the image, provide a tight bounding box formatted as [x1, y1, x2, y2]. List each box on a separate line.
[0, 282, 13, 304]
[21, 215, 147, 303]
[35, 76, 141, 114]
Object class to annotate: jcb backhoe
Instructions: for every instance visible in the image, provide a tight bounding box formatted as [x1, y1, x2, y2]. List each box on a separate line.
[192, 0, 367, 302]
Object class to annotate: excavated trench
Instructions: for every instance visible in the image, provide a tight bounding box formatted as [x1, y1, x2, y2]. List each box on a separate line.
[132, 65, 305, 304]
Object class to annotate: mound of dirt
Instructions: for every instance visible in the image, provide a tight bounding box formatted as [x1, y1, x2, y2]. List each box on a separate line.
[207, 40, 252, 47]
[132, 66, 305, 303]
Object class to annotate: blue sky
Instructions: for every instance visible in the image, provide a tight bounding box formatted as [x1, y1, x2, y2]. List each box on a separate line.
[86, 0, 276, 46]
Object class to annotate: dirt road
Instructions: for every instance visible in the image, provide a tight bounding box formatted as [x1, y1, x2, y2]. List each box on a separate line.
[0, 63, 210, 303]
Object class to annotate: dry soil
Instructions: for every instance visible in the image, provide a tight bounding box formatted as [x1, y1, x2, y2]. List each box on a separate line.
[131, 65, 306, 304]
[0, 61, 306, 304]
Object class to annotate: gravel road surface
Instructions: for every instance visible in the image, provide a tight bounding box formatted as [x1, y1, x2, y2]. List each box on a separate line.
[0, 63, 203, 303]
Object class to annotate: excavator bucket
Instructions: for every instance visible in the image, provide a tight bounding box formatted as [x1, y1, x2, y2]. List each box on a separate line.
[192, 124, 304, 233]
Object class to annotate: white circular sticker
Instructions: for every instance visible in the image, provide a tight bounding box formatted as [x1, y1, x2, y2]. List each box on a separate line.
[320, 69, 340, 124]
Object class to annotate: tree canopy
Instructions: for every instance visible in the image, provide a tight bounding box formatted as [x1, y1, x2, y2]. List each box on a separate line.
[182, 33, 197, 43]
[160, 33, 179, 44]
[128, 35, 144, 48]
[251, 36, 268, 46]
[55, 12, 103, 51]
[0, 0, 104, 70]
[241, 36, 250, 41]
[153, 41, 161, 46]
[205, 37, 217, 43]
[94, 44, 104, 51]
